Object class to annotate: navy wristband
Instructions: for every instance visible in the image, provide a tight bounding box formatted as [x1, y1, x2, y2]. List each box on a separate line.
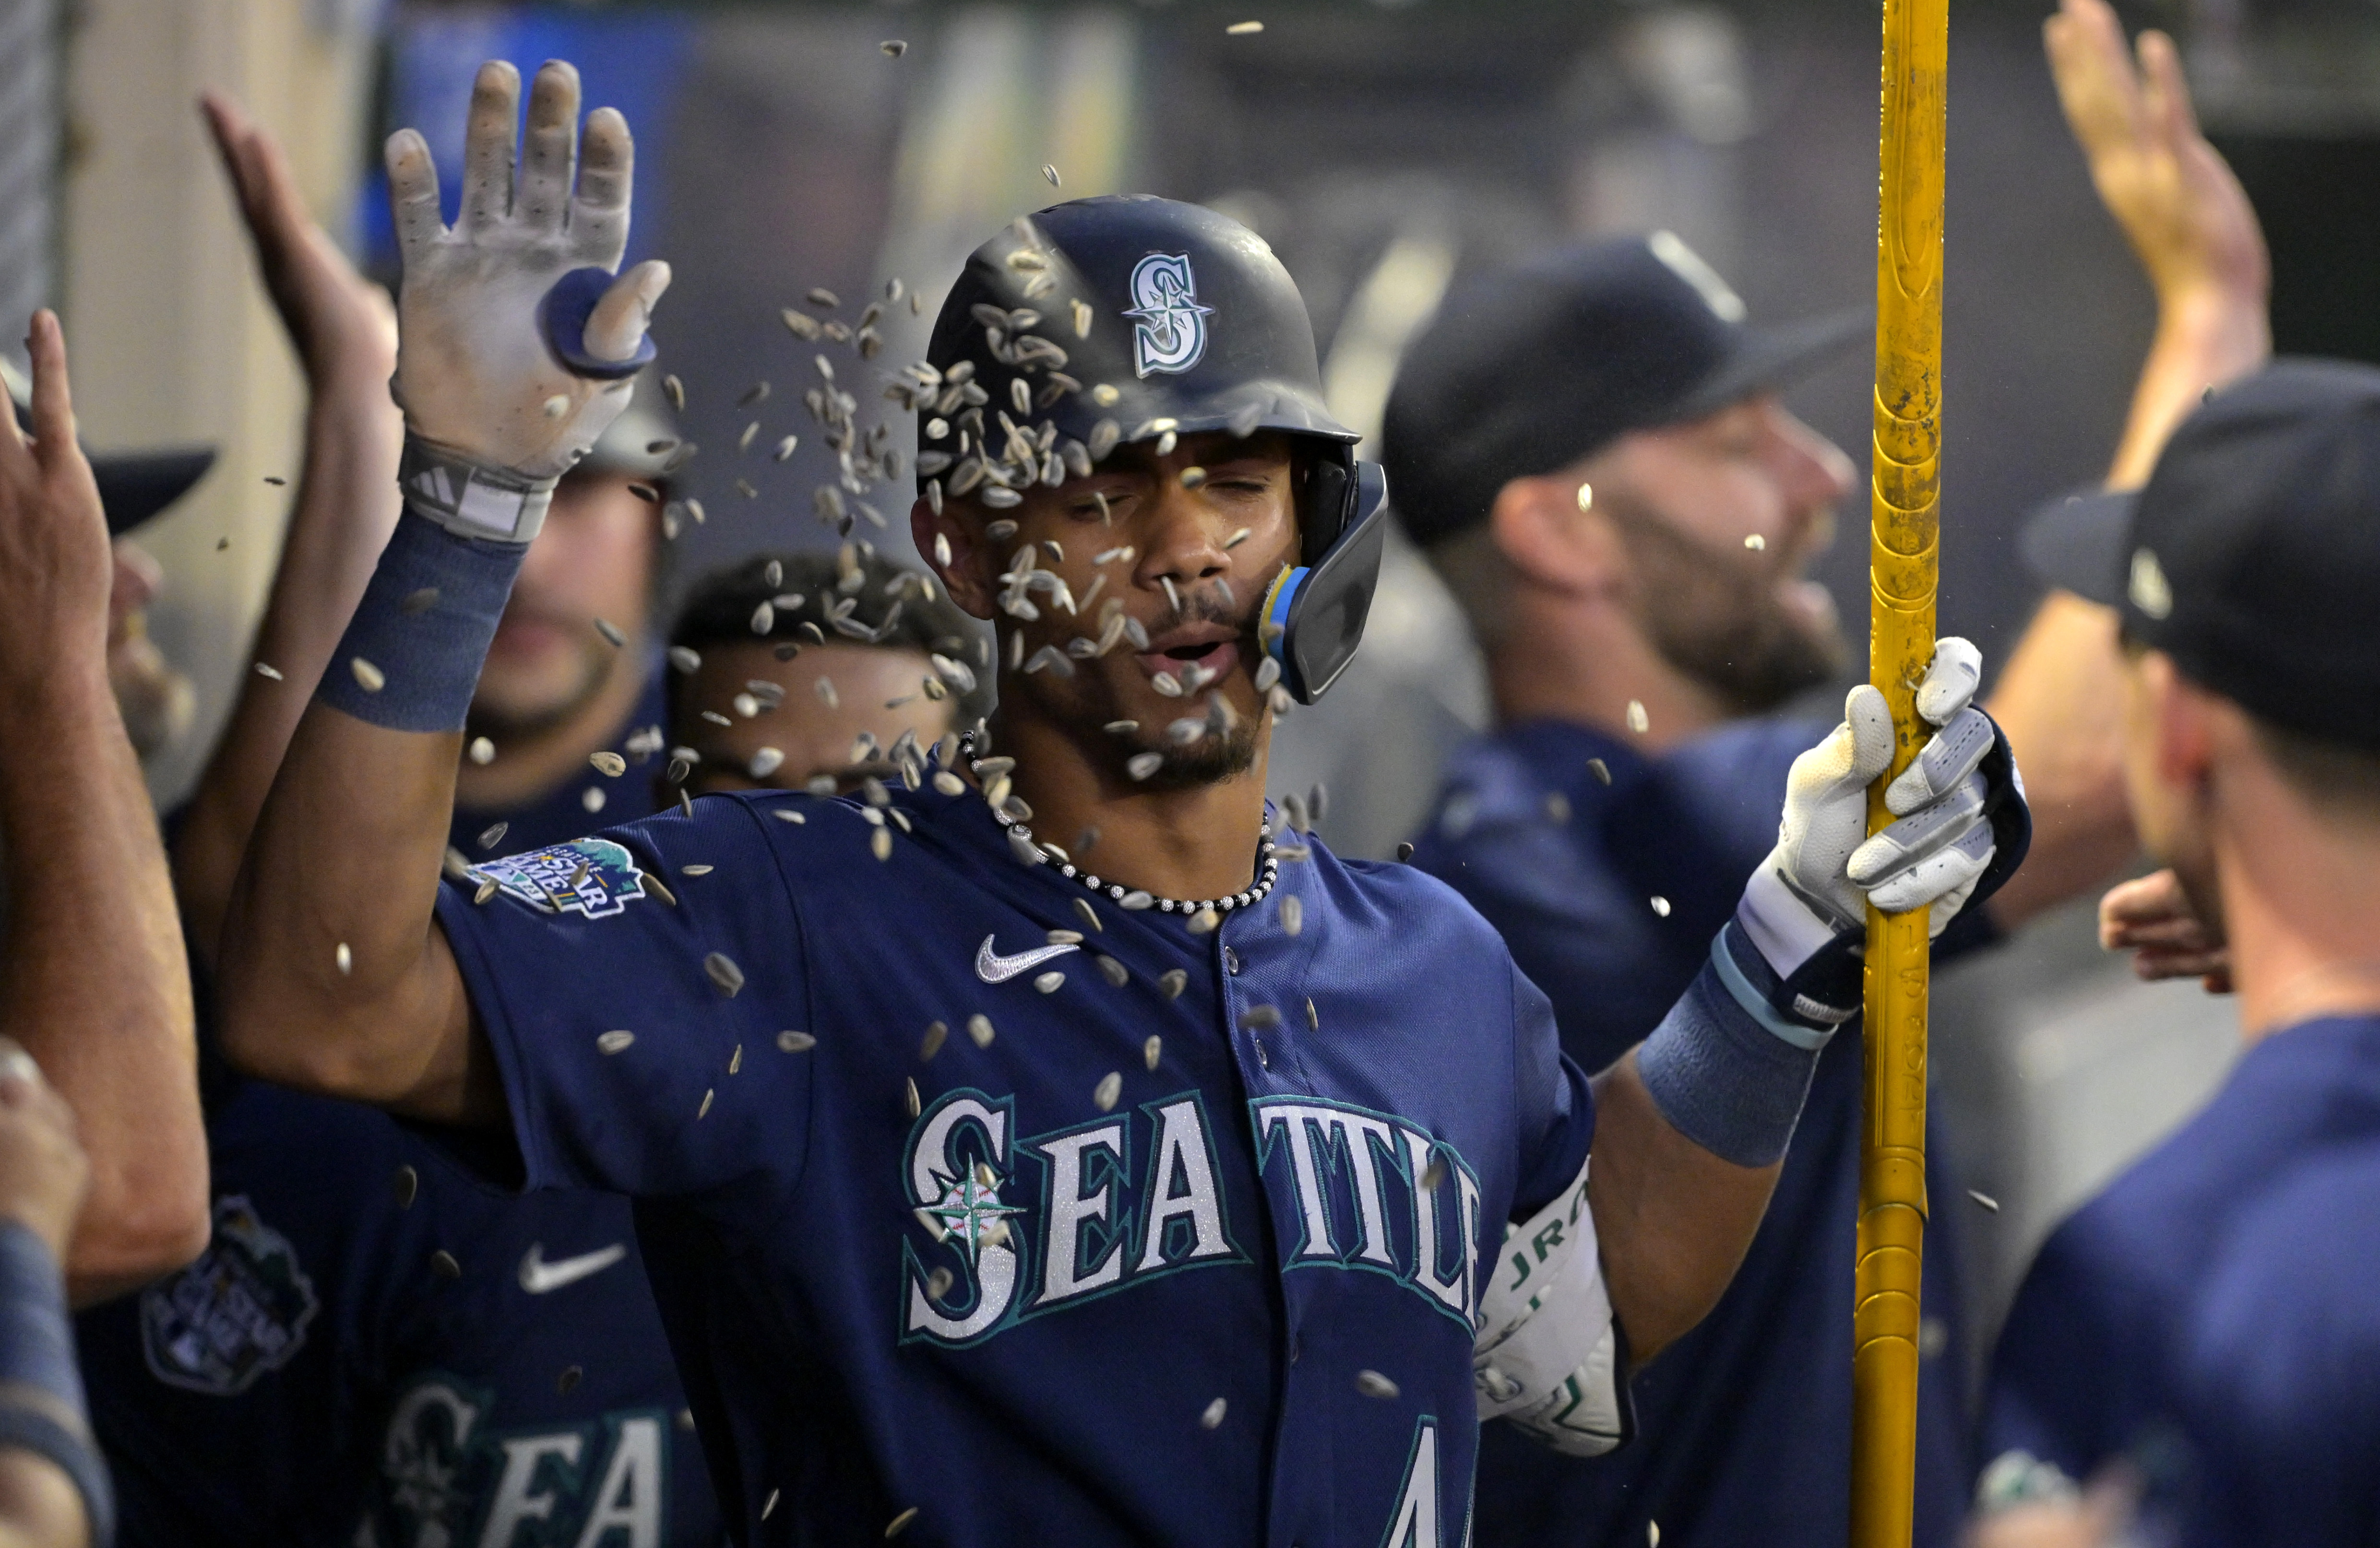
[314, 508, 528, 733]
[0, 1222, 111, 1547]
[1636, 934, 1827, 1168]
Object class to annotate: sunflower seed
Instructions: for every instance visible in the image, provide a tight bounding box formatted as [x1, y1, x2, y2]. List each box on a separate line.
[583, 786, 607, 814]
[1280, 895, 1303, 935]
[1577, 481, 1593, 511]
[1008, 830, 1046, 866]
[920, 1021, 947, 1062]
[664, 374, 686, 411]
[705, 953, 746, 997]
[1150, 971, 1187, 1005]
[886, 1507, 919, 1538]
[966, 1014, 995, 1050]
[475, 877, 499, 905]
[1123, 890, 1155, 911]
[251, 661, 285, 682]
[1156, 430, 1178, 456]
[1626, 700, 1649, 734]
[539, 394, 569, 420]
[1127, 752, 1164, 780]
[335, 942, 352, 976]
[773, 810, 806, 825]
[1396, 841, 1415, 862]
[1200, 1395, 1227, 1429]
[1042, 163, 1061, 187]
[1094, 1071, 1122, 1111]
[750, 747, 785, 779]
[782, 308, 821, 340]
[1744, 533, 1765, 550]
[1104, 720, 1140, 734]
[1035, 970, 1064, 994]
[1180, 467, 1207, 489]
[808, 288, 841, 309]
[777, 1030, 817, 1052]
[590, 750, 627, 777]
[1419, 1156, 1446, 1192]
[1967, 1189, 2000, 1213]
[1188, 908, 1221, 935]
[1588, 757, 1612, 785]
[880, 38, 907, 57]
[871, 827, 893, 862]
[430, 1249, 461, 1279]
[816, 677, 839, 709]
[1253, 656, 1281, 693]
[1226, 19, 1264, 34]
[698, 1088, 714, 1119]
[933, 770, 965, 797]
[775, 435, 799, 461]
[982, 485, 1022, 509]
[1087, 419, 1121, 461]
[738, 422, 760, 454]
[350, 657, 385, 693]
[1355, 1370, 1399, 1401]
[681, 863, 714, 877]
[1649, 896, 1671, 917]
[904, 1077, 920, 1119]
[643, 872, 678, 907]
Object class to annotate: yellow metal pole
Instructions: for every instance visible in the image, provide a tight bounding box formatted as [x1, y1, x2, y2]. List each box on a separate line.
[1855, 0, 1946, 1534]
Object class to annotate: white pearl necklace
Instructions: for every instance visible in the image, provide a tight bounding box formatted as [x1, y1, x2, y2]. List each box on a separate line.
[960, 729, 1280, 917]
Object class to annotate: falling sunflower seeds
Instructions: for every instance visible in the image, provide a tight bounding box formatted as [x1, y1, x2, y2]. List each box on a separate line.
[885, 1507, 919, 1539]
[1159, 969, 1188, 1000]
[705, 953, 746, 997]
[469, 737, 496, 766]
[1093, 1071, 1122, 1111]
[1967, 1189, 2000, 1213]
[872, 827, 893, 861]
[393, 1165, 419, 1208]
[904, 1077, 921, 1119]
[698, 1088, 714, 1119]
[925, 1266, 952, 1300]
[664, 374, 686, 411]
[880, 38, 907, 57]
[1281, 895, 1303, 935]
[1419, 1157, 1446, 1192]
[1226, 19, 1264, 34]
[335, 942, 352, 976]
[1744, 533, 1765, 550]
[967, 1014, 995, 1049]
[1201, 1396, 1228, 1429]
[777, 1030, 817, 1052]
[1042, 163, 1061, 187]
[1096, 955, 1129, 988]
[1588, 757, 1612, 785]
[430, 1249, 461, 1279]
[920, 1021, 948, 1062]
[1355, 1370, 1401, 1401]
[1649, 896, 1671, 917]
[1626, 700, 1649, 734]
[598, 1029, 636, 1054]
[590, 750, 626, 777]
[350, 657, 385, 693]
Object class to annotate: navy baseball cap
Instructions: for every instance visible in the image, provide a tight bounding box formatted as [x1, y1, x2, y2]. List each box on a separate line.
[0, 357, 215, 535]
[1381, 232, 1866, 547]
[2021, 357, 2380, 751]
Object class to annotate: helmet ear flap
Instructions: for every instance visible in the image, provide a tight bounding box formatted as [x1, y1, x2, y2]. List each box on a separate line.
[1301, 451, 1354, 567]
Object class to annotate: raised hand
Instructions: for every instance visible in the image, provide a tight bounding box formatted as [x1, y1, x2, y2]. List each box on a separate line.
[2045, 0, 2266, 312]
[202, 91, 397, 390]
[0, 312, 112, 697]
[386, 59, 669, 480]
[2099, 868, 2231, 992]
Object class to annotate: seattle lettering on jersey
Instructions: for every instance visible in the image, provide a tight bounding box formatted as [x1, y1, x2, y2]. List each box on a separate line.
[373, 1374, 672, 1548]
[899, 1088, 1484, 1347]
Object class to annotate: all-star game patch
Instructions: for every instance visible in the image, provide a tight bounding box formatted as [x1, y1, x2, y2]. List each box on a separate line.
[142, 1195, 321, 1396]
[469, 838, 648, 920]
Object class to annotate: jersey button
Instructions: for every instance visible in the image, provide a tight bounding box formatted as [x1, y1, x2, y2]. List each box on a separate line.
[1224, 946, 1242, 975]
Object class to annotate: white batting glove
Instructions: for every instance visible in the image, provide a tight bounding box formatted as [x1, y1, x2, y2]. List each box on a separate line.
[1736, 639, 2027, 1014]
[386, 59, 669, 481]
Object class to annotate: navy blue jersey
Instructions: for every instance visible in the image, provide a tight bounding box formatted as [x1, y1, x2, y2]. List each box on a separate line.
[430, 777, 1601, 1546]
[82, 679, 722, 1548]
[450, 665, 669, 860]
[1980, 1015, 2380, 1506]
[1413, 717, 1992, 1548]
[2167, 1132, 2380, 1548]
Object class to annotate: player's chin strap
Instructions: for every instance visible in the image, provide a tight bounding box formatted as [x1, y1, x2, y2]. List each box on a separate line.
[1473, 1153, 1632, 1457]
[1261, 461, 1390, 704]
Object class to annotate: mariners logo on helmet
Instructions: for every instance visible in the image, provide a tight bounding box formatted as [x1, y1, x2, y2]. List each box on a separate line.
[1123, 253, 1215, 378]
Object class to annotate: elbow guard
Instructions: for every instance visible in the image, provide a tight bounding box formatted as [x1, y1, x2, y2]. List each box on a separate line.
[1472, 1156, 1630, 1457]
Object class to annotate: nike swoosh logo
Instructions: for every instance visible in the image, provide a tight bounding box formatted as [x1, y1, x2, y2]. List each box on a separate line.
[518, 1241, 628, 1295]
[975, 934, 1079, 984]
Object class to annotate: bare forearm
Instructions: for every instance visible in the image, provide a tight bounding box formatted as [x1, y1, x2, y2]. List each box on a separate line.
[0, 669, 205, 1300]
[1586, 1052, 1778, 1363]
[1984, 593, 2134, 927]
[174, 377, 402, 965]
[216, 702, 483, 1121]
[2107, 286, 2268, 489]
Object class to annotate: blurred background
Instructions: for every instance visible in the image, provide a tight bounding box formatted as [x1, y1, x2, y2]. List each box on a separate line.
[30, 0, 2377, 1381]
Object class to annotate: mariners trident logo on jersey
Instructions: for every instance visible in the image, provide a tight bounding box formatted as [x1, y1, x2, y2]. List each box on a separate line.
[1123, 253, 1214, 377]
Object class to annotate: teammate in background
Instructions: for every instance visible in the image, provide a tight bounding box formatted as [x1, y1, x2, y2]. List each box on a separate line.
[1392, 0, 2268, 1541]
[662, 547, 988, 799]
[1972, 360, 2380, 1548]
[72, 96, 724, 1548]
[212, 62, 2024, 1543]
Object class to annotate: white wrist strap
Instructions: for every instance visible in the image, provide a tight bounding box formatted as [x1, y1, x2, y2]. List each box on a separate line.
[399, 437, 558, 544]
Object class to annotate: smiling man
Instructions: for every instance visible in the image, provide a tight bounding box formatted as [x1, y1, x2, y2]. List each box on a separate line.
[212, 61, 2025, 1546]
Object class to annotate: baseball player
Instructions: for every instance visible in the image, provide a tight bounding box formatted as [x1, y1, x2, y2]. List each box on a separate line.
[212, 61, 2025, 1544]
